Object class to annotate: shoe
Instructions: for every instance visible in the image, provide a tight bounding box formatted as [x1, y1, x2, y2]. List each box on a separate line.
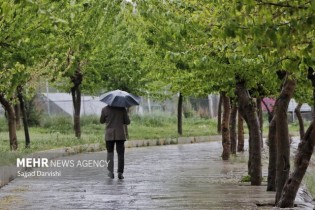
[108, 172, 114, 179]
[118, 173, 124, 179]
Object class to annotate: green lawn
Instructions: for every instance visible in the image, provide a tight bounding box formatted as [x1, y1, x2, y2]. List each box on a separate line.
[0, 114, 218, 164]
[0, 113, 308, 152]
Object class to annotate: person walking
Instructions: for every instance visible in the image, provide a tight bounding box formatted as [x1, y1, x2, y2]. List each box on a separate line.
[100, 105, 130, 179]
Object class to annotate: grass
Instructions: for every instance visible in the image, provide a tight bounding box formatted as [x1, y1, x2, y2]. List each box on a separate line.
[0, 113, 218, 165]
[0, 113, 308, 153]
[0, 129, 104, 166]
[129, 114, 217, 139]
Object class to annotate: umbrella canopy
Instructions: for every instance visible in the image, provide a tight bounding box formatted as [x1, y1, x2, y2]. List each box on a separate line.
[100, 90, 140, 108]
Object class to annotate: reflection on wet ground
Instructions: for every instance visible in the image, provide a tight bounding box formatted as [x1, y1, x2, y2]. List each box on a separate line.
[0, 141, 277, 210]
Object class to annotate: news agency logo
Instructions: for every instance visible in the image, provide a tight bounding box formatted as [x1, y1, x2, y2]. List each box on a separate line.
[16, 158, 110, 168]
[17, 158, 49, 168]
[16, 158, 110, 178]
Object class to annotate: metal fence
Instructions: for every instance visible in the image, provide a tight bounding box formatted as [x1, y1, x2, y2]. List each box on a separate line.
[1, 92, 314, 125]
[33, 93, 220, 118]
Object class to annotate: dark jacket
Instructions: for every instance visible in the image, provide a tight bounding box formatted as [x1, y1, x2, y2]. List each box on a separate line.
[100, 106, 130, 141]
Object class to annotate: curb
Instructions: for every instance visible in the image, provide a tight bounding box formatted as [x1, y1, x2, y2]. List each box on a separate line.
[125, 135, 222, 148]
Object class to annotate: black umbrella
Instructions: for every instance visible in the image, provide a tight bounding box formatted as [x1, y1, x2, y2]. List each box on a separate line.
[100, 90, 140, 108]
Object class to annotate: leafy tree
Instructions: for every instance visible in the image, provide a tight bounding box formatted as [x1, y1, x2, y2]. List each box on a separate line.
[210, 0, 314, 206]
[137, 1, 267, 184]
[137, 1, 221, 135]
[0, 0, 56, 149]
[97, 1, 150, 95]
[49, 0, 123, 138]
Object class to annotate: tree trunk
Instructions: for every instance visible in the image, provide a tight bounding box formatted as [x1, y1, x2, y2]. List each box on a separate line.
[277, 67, 315, 208]
[177, 92, 183, 136]
[71, 65, 83, 138]
[71, 87, 81, 138]
[237, 113, 244, 152]
[221, 92, 231, 160]
[267, 71, 284, 192]
[17, 87, 30, 148]
[236, 81, 262, 185]
[267, 115, 277, 191]
[0, 95, 18, 150]
[247, 135, 252, 176]
[295, 103, 305, 140]
[230, 102, 237, 155]
[257, 98, 264, 148]
[277, 123, 314, 208]
[217, 93, 222, 134]
[275, 75, 296, 204]
[14, 103, 21, 130]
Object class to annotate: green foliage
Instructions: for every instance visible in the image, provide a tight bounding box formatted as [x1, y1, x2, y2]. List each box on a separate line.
[95, 2, 152, 95]
[240, 175, 251, 182]
[128, 112, 218, 139]
[49, 0, 114, 93]
[1, 0, 314, 102]
[137, 0, 215, 97]
[38, 114, 109, 136]
[212, 0, 315, 84]
[25, 96, 42, 126]
[304, 169, 315, 197]
[80, 115, 100, 125]
[0, 113, 218, 153]
[0, 151, 23, 166]
[41, 116, 73, 134]
[183, 98, 195, 118]
[133, 0, 314, 101]
[131, 113, 176, 127]
[0, 0, 314, 156]
[0, 117, 8, 132]
[0, 0, 56, 97]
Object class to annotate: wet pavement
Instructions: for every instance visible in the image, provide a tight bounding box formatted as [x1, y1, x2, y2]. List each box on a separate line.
[0, 141, 280, 209]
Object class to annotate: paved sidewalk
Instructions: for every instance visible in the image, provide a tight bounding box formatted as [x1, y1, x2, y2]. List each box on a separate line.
[0, 141, 299, 210]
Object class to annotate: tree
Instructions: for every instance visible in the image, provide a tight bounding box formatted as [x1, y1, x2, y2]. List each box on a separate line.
[221, 92, 231, 160]
[211, 0, 314, 205]
[237, 114, 244, 152]
[294, 103, 305, 140]
[177, 92, 183, 135]
[277, 67, 315, 207]
[136, 2, 266, 175]
[50, 0, 124, 138]
[0, 1, 55, 149]
[133, 1, 207, 137]
[230, 101, 238, 154]
[275, 73, 296, 203]
[137, 1, 238, 140]
[96, 1, 151, 95]
[217, 95, 222, 134]
[292, 75, 313, 140]
[236, 80, 262, 185]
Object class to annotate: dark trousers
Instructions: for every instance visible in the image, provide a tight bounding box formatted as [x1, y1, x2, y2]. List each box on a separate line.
[106, 140, 125, 173]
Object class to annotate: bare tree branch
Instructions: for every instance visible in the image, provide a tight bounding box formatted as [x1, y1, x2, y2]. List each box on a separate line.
[257, 0, 310, 9]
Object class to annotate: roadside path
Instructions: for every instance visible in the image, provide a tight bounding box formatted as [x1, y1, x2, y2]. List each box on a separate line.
[0, 141, 300, 210]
